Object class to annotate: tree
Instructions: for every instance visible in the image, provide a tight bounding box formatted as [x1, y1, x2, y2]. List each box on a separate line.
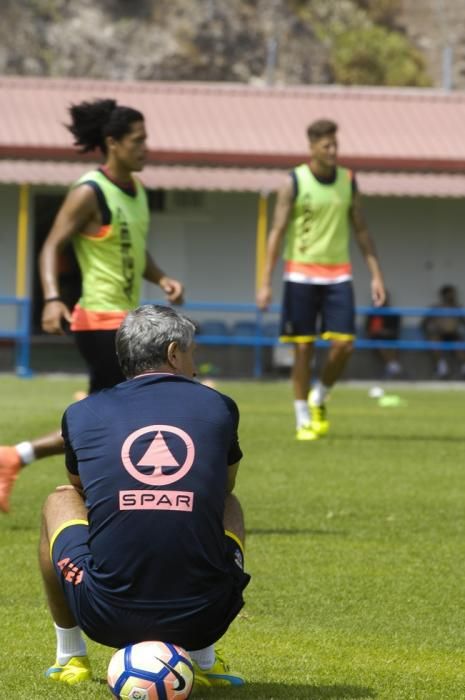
[331, 25, 432, 87]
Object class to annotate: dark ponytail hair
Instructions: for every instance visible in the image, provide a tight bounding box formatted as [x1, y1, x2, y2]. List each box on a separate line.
[67, 99, 144, 154]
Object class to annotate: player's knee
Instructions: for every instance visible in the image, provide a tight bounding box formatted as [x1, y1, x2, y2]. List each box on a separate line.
[42, 485, 85, 521]
[55, 484, 78, 493]
[224, 493, 245, 544]
[225, 492, 242, 511]
[42, 486, 66, 514]
[344, 339, 354, 354]
[334, 340, 354, 358]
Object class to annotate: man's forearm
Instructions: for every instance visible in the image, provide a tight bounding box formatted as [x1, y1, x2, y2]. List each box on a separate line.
[144, 252, 165, 285]
[39, 243, 60, 299]
[261, 229, 282, 285]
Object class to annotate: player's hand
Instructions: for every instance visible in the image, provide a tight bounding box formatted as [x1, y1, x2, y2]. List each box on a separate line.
[159, 277, 184, 305]
[371, 278, 386, 307]
[41, 300, 72, 335]
[256, 284, 272, 310]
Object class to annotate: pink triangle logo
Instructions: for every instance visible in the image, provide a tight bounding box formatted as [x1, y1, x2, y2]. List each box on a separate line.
[137, 431, 180, 477]
[121, 424, 195, 486]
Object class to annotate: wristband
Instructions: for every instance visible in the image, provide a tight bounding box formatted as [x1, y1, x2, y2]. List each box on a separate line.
[44, 296, 62, 304]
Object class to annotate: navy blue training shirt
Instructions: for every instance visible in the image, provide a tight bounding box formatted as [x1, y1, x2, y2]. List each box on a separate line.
[62, 373, 243, 615]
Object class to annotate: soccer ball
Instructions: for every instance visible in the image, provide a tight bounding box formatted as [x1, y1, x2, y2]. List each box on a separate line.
[107, 641, 194, 700]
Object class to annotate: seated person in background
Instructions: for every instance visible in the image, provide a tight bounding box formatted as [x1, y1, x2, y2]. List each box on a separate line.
[421, 284, 465, 379]
[365, 291, 403, 379]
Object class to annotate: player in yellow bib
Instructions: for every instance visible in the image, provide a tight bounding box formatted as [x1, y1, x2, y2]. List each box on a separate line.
[0, 99, 183, 512]
[257, 119, 386, 440]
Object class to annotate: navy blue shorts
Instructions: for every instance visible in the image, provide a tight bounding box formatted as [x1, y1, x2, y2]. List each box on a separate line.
[50, 520, 249, 650]
[279, 280, 356, 342]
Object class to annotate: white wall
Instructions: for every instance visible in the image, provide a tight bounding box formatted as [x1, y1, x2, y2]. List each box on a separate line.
[0, 185, 25, 330]
[356, 196, 465, 309]
[0, 186, 21, 293]
[142, 190, 268, 329]
[145, 189, 465, 315]
[144, 190, 261, 303]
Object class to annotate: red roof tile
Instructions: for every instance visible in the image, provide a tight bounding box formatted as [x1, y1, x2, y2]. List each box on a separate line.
[2, 160, 465, 197]
[0, 77, 465, 170]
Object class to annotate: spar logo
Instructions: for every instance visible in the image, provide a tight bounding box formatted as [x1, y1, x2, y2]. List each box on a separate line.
[119, 425, 195, 511]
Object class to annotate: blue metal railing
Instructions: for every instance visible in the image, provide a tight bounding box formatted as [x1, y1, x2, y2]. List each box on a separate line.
[161, 302, 465, 377]
[356, 306, 465, 351]
[2, 298, 465, 378]
[0, 296, 32, 377]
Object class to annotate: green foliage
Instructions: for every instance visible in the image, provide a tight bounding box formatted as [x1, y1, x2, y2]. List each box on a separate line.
[290, 0, 432, 87]
[331, 25, 432, 87]
[1, 377, 465, 698]
[354, 0, 403, 27]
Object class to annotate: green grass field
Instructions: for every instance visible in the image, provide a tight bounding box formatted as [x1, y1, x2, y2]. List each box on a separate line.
[1, 375, 465, 699]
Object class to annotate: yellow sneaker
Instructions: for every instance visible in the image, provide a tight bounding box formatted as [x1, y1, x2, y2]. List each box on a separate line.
[296, 424, 319, 441]
[193, 649, 245, 689]
[308, 401, 330, 436]
[45, 656, 92, 685]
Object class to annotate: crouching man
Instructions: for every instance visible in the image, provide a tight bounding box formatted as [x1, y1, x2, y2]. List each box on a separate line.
[39, 304, 250, 689]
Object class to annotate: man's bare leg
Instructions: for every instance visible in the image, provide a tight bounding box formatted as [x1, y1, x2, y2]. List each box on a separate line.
[223, 492, 245, 545]
[309, 340, 354, 436]
[39, 485, 91, 684]
[320, 340, 354, 388]
[188, 492, 247, 685]
[292, 343, 318, 438]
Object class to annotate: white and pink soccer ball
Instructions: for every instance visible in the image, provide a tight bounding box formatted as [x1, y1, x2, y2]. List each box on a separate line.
[108, 640, 194, 700]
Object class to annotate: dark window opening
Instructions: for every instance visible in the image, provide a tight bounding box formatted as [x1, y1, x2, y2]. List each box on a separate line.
[147, 189, 166, 211]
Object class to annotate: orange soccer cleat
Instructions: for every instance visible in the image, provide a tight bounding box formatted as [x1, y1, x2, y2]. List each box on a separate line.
[0, 446, 22, 513]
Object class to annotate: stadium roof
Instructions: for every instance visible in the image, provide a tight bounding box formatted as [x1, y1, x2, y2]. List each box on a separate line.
[0, 76, 464, 195]
[3, 159, 465, 198]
